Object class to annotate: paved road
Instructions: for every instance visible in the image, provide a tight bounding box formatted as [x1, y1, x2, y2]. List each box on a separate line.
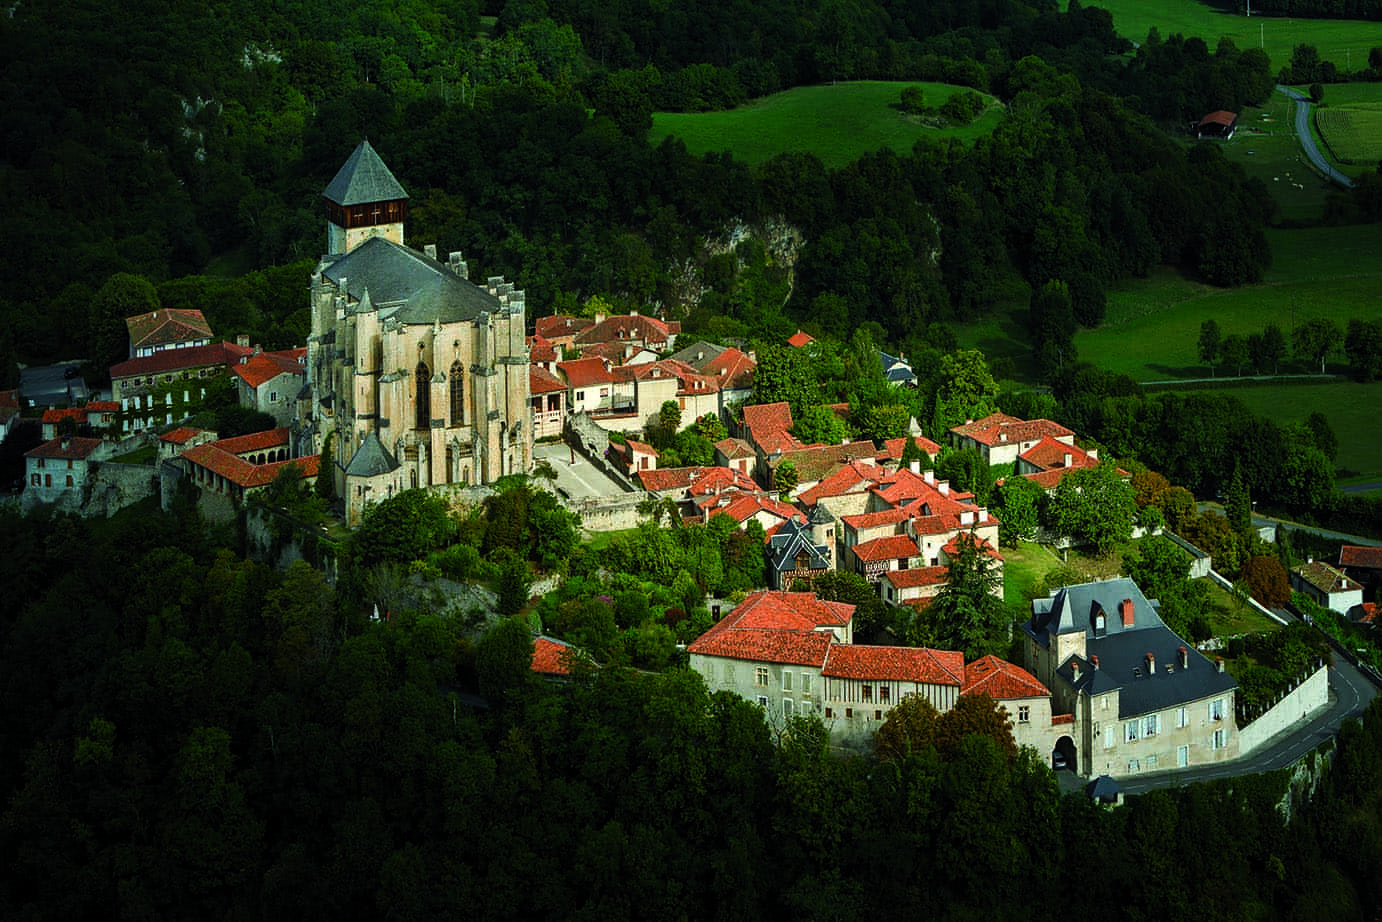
[533, 440, 628, 501]
[1277, 84, 1354, 188]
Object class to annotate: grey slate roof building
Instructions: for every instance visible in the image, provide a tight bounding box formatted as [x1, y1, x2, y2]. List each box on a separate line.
[1023, 577, 1239, 779]
[300, 141, 532, 526]
[766, 518, 833, 589]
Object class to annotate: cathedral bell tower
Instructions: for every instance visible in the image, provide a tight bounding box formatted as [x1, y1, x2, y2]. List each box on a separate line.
[322, 140, 409, 255]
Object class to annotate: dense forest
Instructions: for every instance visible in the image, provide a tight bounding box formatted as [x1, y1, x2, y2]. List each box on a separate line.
[0, 0, 1288, 383]
[4, 496, 1382, 921]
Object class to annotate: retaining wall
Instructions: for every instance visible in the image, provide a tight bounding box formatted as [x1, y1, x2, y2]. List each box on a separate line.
[1238, 663, 1330, 755]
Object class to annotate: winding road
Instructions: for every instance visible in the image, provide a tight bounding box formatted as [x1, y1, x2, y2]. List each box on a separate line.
[1276, 84, 1354, 188]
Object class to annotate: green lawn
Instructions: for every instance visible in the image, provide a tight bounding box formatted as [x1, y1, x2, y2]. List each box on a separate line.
[1069, 222, 1382, 382]
[649, 81, 1003, 168]
[1076, 0, 1382, 72]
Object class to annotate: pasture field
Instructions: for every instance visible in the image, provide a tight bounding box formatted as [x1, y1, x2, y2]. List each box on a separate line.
[1074, 0, 1382, 71]
[649, 82, 1003, 168]
[1181, 380, 1382, 480]
[1314, 92, 1382, 163]
[1070, 222, 1382, 380]
[1219, 91, 1338, 222]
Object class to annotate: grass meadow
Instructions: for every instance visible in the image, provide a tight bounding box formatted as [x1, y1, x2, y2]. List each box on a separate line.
[649, 81, 1003, 168]
[1076, 0, 1382, 72]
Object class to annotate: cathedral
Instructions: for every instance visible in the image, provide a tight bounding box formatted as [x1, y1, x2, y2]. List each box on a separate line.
[300, 141, 532, 526]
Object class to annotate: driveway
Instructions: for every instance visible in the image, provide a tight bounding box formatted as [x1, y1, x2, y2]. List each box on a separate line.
[1277, 84, 1354, 188]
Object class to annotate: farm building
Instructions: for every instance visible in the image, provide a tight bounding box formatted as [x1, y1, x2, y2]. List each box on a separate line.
[1195, 111, 1238, 139]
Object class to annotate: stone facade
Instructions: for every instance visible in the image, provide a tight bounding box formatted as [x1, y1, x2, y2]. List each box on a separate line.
[301, 141, 532, 526]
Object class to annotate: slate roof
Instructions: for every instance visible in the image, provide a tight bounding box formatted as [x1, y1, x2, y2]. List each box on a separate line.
[667, 340, 727, 368]
[1026, 578, 1237, 720]
[1340, 546, 1382, 570]
[823, 645, 963, 684]
[323, 140, 409, 206]
[345, 432, 399, 477]
[766, 519, 831, 574]
[320, 236, 501, 325]
[963, 655, 1048, 700]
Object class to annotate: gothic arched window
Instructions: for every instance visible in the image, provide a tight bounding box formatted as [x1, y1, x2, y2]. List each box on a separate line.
[449, 361, 465, 425]
[415, 362, 431, 429]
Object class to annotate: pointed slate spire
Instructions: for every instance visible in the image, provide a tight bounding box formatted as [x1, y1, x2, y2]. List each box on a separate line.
[323, 140, 409, 206]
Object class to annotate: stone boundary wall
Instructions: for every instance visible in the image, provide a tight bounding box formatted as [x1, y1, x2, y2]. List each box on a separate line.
[83, 461, 159, 517]
[1238, 663, 1330, 755]
[565, 412, 637, 492]
[570, 492, 647, 531]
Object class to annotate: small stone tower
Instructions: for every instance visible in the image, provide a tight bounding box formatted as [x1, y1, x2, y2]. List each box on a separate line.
[322, 140, 409, 256]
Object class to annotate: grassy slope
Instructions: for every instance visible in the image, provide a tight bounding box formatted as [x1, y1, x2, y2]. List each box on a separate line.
[649, 81, 1003, 168]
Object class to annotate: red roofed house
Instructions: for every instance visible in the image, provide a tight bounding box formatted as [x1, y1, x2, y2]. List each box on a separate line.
[158, 427, 217, 461]
[787, 330, 815, 348]
[534, 315, 595, 352]
[608, 438, 658, 476]
[963, 655, 1063, 763]
[531, 635, 586, 676]
[229, 347, 307, 427]
[557, 357, 620, 416]
[690, 590, 1040, 750]
[110, 341, 254, 433]
[950, 412, 1075, 466]
[177, 427, 320, 507]
[126, 308, 214, 358]
[1291, 560, 1364, 616]
[529, 366, 567, 440]
[574, 310, 681, 354]
[1339, 545, 1382, 602]
[24, 436, 105, 507]
[1013, 436, 1120, 491]
[714, 437, 756, 477]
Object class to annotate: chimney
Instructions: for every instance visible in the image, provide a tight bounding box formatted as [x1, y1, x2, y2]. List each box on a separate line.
[237, 334, 250, 348]
[1089, 448, 1098, 460]
[999, 431, 1008, 442]
[1091, 655, 1099, 671]
[424, 244, 437, 260]
[1063, 452, 1073, 468]
[1071, 660, 1080, 679]
[910, 460, 920, 475]
[1146, 651, 1156, 674]
[939, 482, 949, 495]
[1121, 598, 1135, 626]
[924, 470, 935, 485]
[1216, 657, 1226, 673]
[1179, 645, 1189, 669]
[979, 509, 988, 523]
[595, 313, 605, 324]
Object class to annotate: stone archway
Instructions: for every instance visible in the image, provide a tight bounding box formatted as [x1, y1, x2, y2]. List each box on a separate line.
[1053, 735, 1078, 773]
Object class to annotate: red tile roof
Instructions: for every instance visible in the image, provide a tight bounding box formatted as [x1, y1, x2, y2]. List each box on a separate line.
[700, 491, 803, 526]
[160, 427, 206, 444]
[0, 389, 19, 409]
[230, 350, 306, 389]
[534, 315, 595, 340]
[1199, 110, 1237, 127]
[110, 341, 253, 378]
[1019, 435, 1096, 471]
[126, 308, 213, 349]
[637, 465, 757, 495]
[852, 534, 919, 563]
[787, 330, 815, 348]
[842, 508, 911, 531]
[703, 347, 755, 389]
[742, 401, 804, 455]
[214, 426, 292, 455]
[25, 437, 101, 460]
[1357, 602, 1378, 625]
[557, 356, 614, 388]
[715, 437, 755, 460]
[527, 334, 558, 363]
[41, 407, 87, 425]
[774, 442, 876, 483]
[531, 636, 584, 674]
[575, 313, 679, 347]
[823, 645, 963, 684]
[183, 443, 319, 488]
[879, 436, 944, 462]
[950, 412, 1073, 448]
[1341, 546, 1382, 569]
[883, 566, 948, 589]
[689, 590, 854, 665]
[529, 366, 567, 395]
[582, 341, 639, 364]
[962, 655, 1048, 700]
[797, 459, 888, 506]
